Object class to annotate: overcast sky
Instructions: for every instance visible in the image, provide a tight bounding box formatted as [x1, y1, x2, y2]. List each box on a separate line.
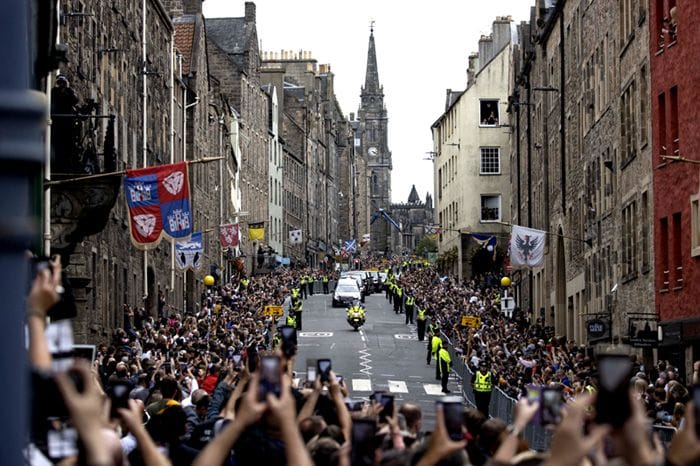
[203, 1, 534, 204]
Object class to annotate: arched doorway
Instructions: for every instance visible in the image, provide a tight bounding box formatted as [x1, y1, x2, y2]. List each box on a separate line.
[555, 228, 566, 337]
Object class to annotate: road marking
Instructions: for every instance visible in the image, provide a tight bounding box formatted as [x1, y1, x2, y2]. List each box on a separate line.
[298, 332, 334, 337]
[423, 384, 446, 396]
[380, 374, 395, 377]
[388, 380, 409, 393]
[394, 334, 418, 340]
[352, 379, 373, 391]
[408, 375, 423, 379]
[358, 348, 372, 376]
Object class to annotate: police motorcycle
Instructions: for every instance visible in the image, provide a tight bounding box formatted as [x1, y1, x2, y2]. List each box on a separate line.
[346, 301, 366, 331]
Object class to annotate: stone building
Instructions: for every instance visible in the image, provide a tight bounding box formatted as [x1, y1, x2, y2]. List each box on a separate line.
[261, 52, 347, 266]
[431, 17, 514, 280]
[390, 186, 434, 253]
[206, 2, 270, 275]
[357, 27, 392, 254]
[650, 0, 700, 376]
[50, 0, 238, 341]
[509, 0, 653, 345]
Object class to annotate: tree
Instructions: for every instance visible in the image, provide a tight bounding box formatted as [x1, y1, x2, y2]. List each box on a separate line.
[414, 235, 438, 257]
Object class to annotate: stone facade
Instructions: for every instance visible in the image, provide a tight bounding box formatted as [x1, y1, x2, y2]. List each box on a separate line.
[510, 0, 654, 345]
[357, 29, 393, 254]
[206, 3, 270, 274]
[51, 0, 241, 342]
[431, 17, 514, 280]
[390, 186, 434, 253]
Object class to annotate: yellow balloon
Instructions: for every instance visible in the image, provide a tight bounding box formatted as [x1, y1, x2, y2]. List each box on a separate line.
[204, 275, 215, 286]
[500, 276, 511, 287]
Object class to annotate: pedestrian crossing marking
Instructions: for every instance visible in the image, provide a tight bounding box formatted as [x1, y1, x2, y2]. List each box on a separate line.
[388, 380, 408, 393]
[423, 384, 445, 396]
[352, 379, 372, 392]
[298, 332, 334, 337]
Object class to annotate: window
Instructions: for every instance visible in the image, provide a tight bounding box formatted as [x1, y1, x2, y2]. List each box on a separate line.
[480, 147, 500, 174]
[620, 80, 637, 166]
[672, 212, 682, 288]
[641, 191, 650, 270]
[692, 194, 700, 257]
[620, 0, 634, 45]
[670, 86, 679, 156]
[621, 200, 638, 279]
[639, 65, 648, 147]
[479, 100, 499, 126]
[480, 195, 501, 222]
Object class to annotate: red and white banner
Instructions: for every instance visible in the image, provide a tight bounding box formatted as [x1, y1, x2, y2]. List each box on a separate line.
[124, 162, 191, 249]
[219, 223, 239, 248]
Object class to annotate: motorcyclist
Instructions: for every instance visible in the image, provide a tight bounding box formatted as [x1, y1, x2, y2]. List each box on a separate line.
[346, 301, 366, 327]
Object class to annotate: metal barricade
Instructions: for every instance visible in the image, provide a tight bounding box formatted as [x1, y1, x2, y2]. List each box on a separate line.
[652, 425, 677, 446]
[441, 331, 552, 451]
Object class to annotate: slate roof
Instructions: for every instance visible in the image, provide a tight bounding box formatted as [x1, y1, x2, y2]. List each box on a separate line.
[408, 185, 420, 204]
[206, 17, 249, 55]
[173, 15, 196, 75]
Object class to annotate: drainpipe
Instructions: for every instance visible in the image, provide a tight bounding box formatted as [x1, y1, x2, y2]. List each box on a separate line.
[169, 32, 175, 297]
[142, 0, 148, 310]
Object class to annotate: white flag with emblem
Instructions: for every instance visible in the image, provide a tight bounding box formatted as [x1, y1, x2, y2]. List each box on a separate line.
[289, 229, 302, 245]
[509, 224, 546, 269]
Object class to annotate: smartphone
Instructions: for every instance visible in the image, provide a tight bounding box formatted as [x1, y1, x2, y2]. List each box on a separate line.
[438, 396, 464, 441]
[259, 355, 282, 401]
[180, 362, 188, 373]
[594, 354, 633, 427]
[280, 326, 297, 357]
[693, 385, 700, 437]
[232, 354, 242, 368]
[540, 386, 564, 425]
[345, 399, 364, 411]
[108, 381, 132, 419]
[317, 358, 332, 383]
[337, 375, 344, 385]
[307, 366, 317, 383]
[525, 384, 543, 425]
[379, 393, 395, 423]
[369, 390, 385, 403]
[351, 418, 377, 466]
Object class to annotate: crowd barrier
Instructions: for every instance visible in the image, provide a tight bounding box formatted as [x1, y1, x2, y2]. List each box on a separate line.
[441, 331, 552, 451]
[441, 331, 678, 450]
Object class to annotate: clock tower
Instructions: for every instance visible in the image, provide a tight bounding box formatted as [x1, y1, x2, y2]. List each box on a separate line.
[358, 24, 392, 254]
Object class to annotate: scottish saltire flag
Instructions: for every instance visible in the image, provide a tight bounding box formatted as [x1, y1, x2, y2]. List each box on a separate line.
[345, 239, 357, 253]
[219, 223, 239, 248]
[289, 229, 302, 245]
[176, 232, 203, 270]
[124, 162, 191, 248]
[509, 225, 546, 268]
[471, 233, 497, 260]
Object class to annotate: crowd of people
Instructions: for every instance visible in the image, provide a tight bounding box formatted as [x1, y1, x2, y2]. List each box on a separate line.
[25, 255, 700, 466]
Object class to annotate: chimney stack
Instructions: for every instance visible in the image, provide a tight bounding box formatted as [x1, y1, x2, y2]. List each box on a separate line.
[244, 2, 256, 22]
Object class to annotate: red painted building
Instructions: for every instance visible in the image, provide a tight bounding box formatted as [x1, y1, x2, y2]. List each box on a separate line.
[651, 0, 700, 378]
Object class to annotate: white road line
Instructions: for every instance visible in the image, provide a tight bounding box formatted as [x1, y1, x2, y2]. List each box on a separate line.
[408, 375, 423, 379]
[388, 380, 409, 393]
[352, 379, 373, 392]
[380, 374, 396, 377]
[423, 384, 446, 396]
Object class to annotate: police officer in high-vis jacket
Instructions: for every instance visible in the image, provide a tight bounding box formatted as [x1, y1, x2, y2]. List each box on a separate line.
[472, 360, 493, 416]
[416, 305, 427, 341]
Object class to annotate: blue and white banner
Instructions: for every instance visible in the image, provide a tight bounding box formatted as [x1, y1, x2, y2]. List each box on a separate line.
[344, 239, 357, 253]
[176, 231, 203, 270]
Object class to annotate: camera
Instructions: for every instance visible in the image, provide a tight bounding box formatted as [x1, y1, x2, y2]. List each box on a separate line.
[594, 353, 633, 427]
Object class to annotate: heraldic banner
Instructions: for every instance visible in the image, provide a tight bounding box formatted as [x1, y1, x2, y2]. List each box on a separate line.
[220, 223, 239, 248]
[124, 162, 192, 249]
[176, 232, 203, 270]
[509, 224, 546, 269]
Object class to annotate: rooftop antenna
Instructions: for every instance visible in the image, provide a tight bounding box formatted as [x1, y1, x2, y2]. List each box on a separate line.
[370, 19, 375, 33]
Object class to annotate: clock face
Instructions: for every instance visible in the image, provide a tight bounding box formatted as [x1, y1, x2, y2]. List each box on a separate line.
[368, 147, 378, 156]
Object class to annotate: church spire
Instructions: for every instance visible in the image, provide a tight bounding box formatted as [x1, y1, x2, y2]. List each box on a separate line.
[364, 23, 380, 94]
